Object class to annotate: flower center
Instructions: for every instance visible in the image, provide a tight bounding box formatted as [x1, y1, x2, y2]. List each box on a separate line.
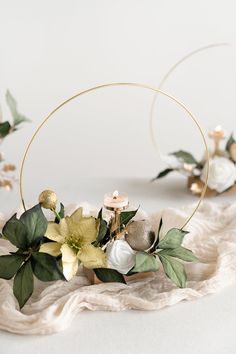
[66, 234, 83, 251]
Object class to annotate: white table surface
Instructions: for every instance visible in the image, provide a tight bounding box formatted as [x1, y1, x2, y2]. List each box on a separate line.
[1, 176, 236, 354]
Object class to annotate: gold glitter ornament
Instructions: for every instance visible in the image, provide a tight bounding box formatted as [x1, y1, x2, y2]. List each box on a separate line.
[229, 143, 236, 162]
[38, 190, 58, 210]
[125, 220, 156, 251]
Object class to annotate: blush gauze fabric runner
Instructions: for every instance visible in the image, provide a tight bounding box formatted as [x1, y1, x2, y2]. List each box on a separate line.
[0, 201, 235, 335]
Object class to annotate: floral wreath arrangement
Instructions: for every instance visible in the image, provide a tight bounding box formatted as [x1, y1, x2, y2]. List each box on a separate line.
[152, 126, 236, 197]
[0, 90, 29, 190]
[0, 83, 208, 309]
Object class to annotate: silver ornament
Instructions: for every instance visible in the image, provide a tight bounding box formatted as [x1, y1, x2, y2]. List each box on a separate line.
[125, 220, 156, 251]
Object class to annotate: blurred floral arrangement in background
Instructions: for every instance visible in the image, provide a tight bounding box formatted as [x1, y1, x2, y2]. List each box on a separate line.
[152, 125, 236, 197]
[0, 91, 29, 190]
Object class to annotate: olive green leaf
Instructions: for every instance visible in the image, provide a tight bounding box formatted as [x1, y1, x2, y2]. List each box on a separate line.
[31, 252, 65, 281]
[131, 252, 159, 273]
[172, 150, 198, 165]
[55, 203, 65, 224]
[13, 261, 34, 308]
[94, 268, 126, 284]
[20, 204, 47, 245]
[226, 133, 235, 152]
[158, 228, 188, 249]
[158, 254, 187, 288]
[0, 121, 11, 138]
[96, 209, 108, 244]
[151, 168, 174, 181]
[2, 214, 29, 249]
[0, 254, 26, 279]
[6, 90, 30, 126]
[158, 247, 198, 262]
[120, 208, 139, 226]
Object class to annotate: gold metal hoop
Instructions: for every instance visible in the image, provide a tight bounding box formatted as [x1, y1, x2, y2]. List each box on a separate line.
[150, 42, 236, 152]
[19, 82, 209, 230]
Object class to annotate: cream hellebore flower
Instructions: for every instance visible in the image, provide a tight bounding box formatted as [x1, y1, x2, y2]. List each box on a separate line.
[106, 240, 136, 274]
[40, 208, 106, 280]
[201, 156, 236, 193]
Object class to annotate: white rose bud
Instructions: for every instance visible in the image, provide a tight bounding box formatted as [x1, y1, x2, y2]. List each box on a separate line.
[106, 240, 136, 274]
[201, 156, 236, 193]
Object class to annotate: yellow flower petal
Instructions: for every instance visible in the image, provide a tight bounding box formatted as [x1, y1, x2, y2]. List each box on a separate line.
[39, 242, 62, 257]
[45, 222, 65, 243]
[69, 207, 83, 223]
[78, 244, 107, 269]
[61, 243, 79, 280]
[76, 217, 98, 243]
[58, 218, 70, 239]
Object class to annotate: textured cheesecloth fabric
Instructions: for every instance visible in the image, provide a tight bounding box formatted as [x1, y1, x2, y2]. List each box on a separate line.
[0, 201, 235, 335]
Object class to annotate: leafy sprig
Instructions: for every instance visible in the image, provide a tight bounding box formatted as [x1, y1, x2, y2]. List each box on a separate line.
[0, 90, 30, 139]
[0, 205, 65, 308]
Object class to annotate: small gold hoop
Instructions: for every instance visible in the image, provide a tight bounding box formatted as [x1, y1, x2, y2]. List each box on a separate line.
[19, 82, 209, 230]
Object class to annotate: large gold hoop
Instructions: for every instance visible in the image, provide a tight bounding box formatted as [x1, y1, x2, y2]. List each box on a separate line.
[19, 82, 209, 230]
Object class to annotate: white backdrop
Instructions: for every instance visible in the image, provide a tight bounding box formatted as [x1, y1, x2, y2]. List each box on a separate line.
[0, 0, 236, 211]
[2, 2, 236, 353]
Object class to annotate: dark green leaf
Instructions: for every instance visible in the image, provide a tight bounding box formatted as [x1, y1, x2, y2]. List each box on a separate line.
[151, 168, 174, 181]
[151, 218, 163, 252]
[131, 252, 159, 273]
[96, 208, 108, 244]
[0, 254, 26, 279]
[6, 90, 30, 126]
[2, 213, 29, 249]
[172, 150, 198, 165]
[158, 247, 198, 262]
[226, 133, 235, 152]
[20, 204, 47, 245]
[0, 121, 11, 138]
[120, 209, 139, 226]
[31, 252, 65, 281]
[94, 268, 126, 284]
[158, 254, 187, 288]
[158, 228, 188, 249]
[13, 261, 34, 308]
[55, 203, 65, 223]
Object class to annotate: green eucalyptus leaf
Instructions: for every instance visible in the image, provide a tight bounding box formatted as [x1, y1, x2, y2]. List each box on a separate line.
[226, 133, 235, 152]
[158, 228, 188, 249]
[151, 168, 174, 181]
[13, 261, 34, 308]
[31, 252, 65, 281]
[0, 121, 11, 138]
[158, 247, 198, 262]
[120, 209, 139, 226]
[158, 254, 187, 288]
[2, 214, 29, 249]
[20, 204, 47, 245]
[6, 90, 30, 126]
[94, 268, 126, 284]
[131, 252, 159, 273]
[172, 150, 198, 165]
[0, 254, 26, 279]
